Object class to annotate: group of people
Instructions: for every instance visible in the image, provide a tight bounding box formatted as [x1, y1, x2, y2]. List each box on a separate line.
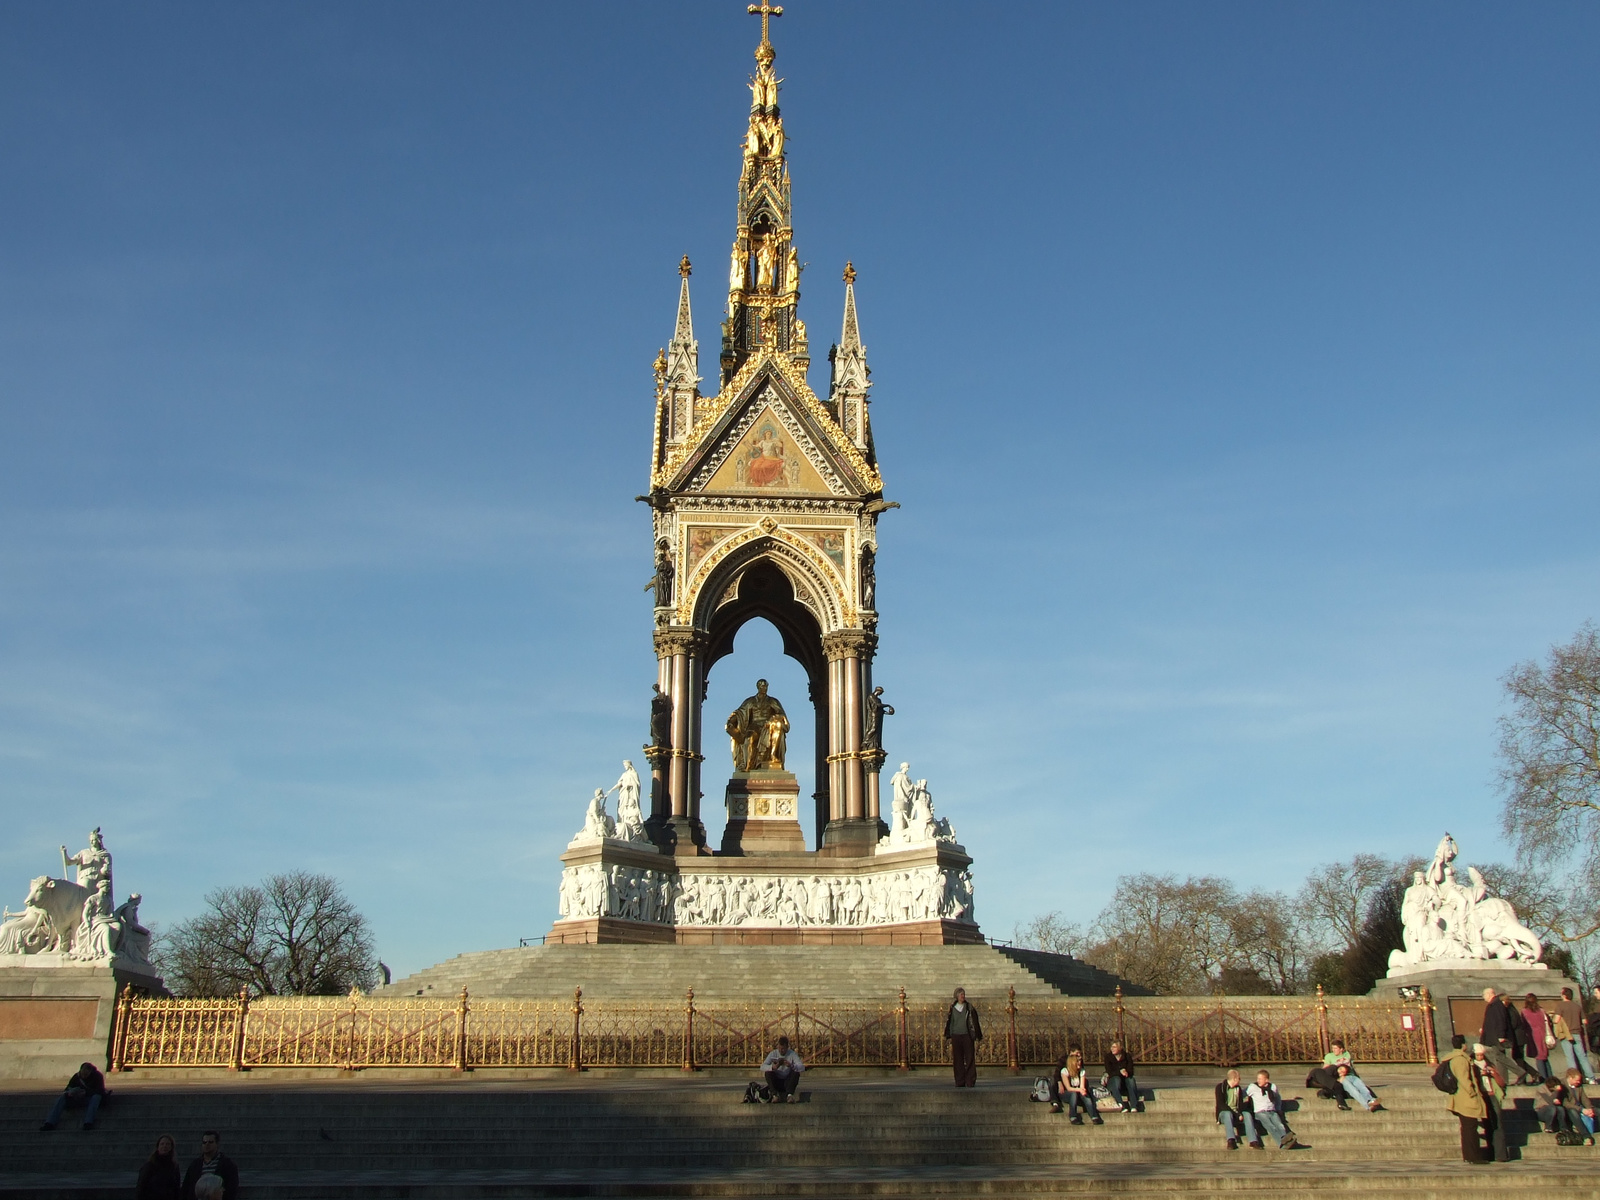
[1043, 1042, 1145, 1123]
[37, 1066, 238, 1198]
[1441, 984, 1600, 1162]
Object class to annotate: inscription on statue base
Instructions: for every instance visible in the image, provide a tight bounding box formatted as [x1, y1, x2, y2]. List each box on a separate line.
[721, 770, 806, 855]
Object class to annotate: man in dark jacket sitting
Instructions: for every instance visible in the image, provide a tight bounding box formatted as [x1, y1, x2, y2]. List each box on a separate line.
[39, 1061, 107, 1131]
[1104, 1040, 1143, 1112]
[1214, 1068, 1256, 1149]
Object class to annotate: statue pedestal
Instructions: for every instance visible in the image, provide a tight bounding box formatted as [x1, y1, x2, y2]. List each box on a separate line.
[1371, 961, 1581, 1063]
[0, 956, 167, 1079]
[720, 771, 806, 855]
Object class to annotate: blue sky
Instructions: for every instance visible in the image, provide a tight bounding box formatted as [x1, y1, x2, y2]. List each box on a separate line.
[2, 2, 1596, 978]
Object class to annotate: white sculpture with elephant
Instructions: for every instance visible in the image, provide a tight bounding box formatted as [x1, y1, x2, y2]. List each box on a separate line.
[0, 827, 152, 967]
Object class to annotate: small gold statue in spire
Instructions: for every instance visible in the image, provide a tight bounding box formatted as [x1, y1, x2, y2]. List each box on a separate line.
[843, 261, 857, 285]
[679, 255, 692, 278]
[653, 348, 667, 379]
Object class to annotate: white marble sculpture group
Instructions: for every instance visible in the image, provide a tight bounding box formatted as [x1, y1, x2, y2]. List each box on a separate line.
[558, 861, 976, 928]
[879, 762, 959, 849]
[0, 827, 152, 967]
[1388, 833, 1543, 973]
[570, 761, 651, 847]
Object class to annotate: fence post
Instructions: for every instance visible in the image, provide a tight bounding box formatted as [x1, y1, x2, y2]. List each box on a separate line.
[109, 983, 134, 1072]
[454, 986, 470, 1073]
[1419, 986, 1438, 1065]
[1315, 984, 1330, 1056]
[682, 987, 696, 1072]
[229, 987, 249, 1072]
[1007, 986, 1019, 1073]
[568, 986, 584, 1072]
[1114, 985, 1125, 1045]
[897, 987, 909, 1071]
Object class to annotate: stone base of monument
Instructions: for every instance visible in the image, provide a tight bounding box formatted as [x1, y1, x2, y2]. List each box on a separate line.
[0, 956, 166, 1080]
[552, 838, 980, 945]
[1371, 960, 1582, 1063]
[719, 770, 806, 855]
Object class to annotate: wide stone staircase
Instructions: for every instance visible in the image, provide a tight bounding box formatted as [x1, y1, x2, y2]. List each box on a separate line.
[2, 1070, 1594, 1197]
[379, 943, 1128, 1001]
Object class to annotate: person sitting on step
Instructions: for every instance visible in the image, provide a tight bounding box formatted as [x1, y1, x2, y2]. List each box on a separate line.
[1320, 1040, 1382, 1112]
[1559, 1068, 1596, 1144]
[761, 1036, 805, 1104]
[1059, 1048, 1102, 1125]
[39, 1061, 107, 1131]
[1535, 1074, 1579, 1136]
[1214, 1068, 1256, 1150]
[1103, 1040, 1143, 1112]
[1243, 1069, 1297, 1149]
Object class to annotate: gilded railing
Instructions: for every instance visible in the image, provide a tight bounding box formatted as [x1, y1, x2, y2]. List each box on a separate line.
[112, 984, 1435, 1071]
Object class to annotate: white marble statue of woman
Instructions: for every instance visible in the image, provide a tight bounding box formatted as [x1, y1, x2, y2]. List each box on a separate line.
[62, 828, 112, 898]
[111, 893, 152, 965]
[887, 763, 913, 839]
[71, 883, 117, 961]
[577, 788, 615, 842]
[610, 761, 647, 842]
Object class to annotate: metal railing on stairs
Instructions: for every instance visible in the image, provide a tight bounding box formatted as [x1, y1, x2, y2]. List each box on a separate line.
[110, 983, 1437, 1073]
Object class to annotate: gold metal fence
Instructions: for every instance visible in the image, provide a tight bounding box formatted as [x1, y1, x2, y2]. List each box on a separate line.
[111, 984, 1437, 1073]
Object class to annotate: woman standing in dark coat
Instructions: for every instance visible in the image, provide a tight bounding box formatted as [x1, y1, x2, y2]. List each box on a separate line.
[136, 1135, 181, 1200]
[943, 987, 982, 1088]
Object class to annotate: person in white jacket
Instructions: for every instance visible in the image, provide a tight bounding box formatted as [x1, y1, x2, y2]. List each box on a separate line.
[761, 1036, 805, 1103]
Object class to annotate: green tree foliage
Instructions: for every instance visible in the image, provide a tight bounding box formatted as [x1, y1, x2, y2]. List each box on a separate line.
[158, 871, 377, 998]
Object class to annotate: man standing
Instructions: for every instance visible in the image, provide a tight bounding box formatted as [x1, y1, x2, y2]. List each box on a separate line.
[760, 1036, 804, 1103]
[181, 1131, 239, 1200]
[1554, 987, 1596, 1084]
[944, 987, 982, 1087]
[1478, 988, 1536, 1085]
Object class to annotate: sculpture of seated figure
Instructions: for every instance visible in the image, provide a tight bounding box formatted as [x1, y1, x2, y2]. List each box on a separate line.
[573, 788, 616, 844]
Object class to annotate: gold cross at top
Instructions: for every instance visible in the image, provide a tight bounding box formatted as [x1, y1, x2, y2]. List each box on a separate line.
[748, 2, 782, 46]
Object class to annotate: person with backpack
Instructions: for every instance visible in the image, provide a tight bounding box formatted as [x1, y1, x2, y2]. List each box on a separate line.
[943, 987, 982, 1088]
[1521, 994, 1557, 1082]
[760, 1036, 804, 1103]
[1214, 1068, 1256, 1150]
[1439, 1035, 1491, 1162]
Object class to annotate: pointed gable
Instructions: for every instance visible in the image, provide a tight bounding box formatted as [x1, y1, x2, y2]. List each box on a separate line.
[655, 354, 882, 497]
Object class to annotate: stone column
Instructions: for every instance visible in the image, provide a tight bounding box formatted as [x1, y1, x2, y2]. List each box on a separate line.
[820, 629, 876, 856]
[652, 628, 707, 856]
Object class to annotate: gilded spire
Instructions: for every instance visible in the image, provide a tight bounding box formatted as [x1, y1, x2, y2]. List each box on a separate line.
[722, 2, 805, 385]
[661, 258, 700, 445]
[829, 263, 872, 455]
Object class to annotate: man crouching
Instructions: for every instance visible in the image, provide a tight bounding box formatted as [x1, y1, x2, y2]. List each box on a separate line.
[762, 1036, 804, 1103]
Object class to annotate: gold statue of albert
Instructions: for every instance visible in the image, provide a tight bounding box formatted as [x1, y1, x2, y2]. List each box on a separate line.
[726, 678, 789, 771]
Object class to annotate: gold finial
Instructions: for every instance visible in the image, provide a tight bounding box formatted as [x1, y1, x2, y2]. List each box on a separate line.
[679, 255, 692, 278]
[843, 261, 856, 284]
[748, 2, 783, 48]
[653, 348, 667, 377]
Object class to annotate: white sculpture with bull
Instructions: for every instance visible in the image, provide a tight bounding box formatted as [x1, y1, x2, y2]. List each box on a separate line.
[0, 828, 152, 967]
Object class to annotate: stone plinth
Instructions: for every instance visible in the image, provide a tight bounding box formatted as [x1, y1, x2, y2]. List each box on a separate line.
[720, 770, 806, 855]
[1371, 961, 1581, 1062]
[0, 955, 166, 1080]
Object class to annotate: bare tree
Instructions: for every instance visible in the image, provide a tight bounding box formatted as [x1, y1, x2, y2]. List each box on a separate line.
[1011, 911, 1087, 957]
[1296, 855, 1395, 956]
[160, 871, 378, 998]
[1499, 623, 1600, 940]
[1081, 874, 1239, 995]
[1225, 890, 1310, 995]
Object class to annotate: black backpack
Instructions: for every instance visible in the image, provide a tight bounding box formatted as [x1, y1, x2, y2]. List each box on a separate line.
[742, 1081, 773, 1104]
[1431, 1059, 1458, 1094]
